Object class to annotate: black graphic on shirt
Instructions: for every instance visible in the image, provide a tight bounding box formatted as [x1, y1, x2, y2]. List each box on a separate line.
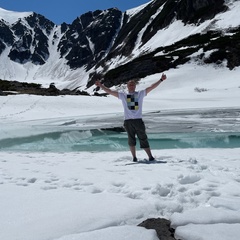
[127, 93, 139, 110]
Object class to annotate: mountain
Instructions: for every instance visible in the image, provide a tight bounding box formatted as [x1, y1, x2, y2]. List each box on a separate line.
[0, 0, 240, 92]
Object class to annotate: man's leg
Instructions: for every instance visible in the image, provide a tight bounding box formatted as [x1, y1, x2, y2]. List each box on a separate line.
[124, 120, 137, 161]
[129, 145, 137, 160]
[136, 120, 155, 161]
[143, 148, 154, 160]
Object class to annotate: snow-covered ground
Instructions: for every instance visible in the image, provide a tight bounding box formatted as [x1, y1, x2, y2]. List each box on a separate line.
[0, 63, 240, 240]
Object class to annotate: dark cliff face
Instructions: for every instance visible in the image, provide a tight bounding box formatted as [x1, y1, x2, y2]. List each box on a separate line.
[141, 0, 227, 44]
[105, 0, 227, 60]
[58, 8, 122, 70]
[0, 0, 239, 89]
[0, 20, 14, 54]
[7, 13, 55, 65]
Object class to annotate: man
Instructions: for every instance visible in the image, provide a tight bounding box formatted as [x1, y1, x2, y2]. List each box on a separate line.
[95, 73, 167, 162]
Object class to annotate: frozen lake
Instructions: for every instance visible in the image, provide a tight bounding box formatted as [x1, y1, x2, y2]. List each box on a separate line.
[1, 108, 239, 152]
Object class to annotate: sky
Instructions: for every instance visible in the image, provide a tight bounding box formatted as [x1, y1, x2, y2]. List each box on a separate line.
[0, 0, 151, 24]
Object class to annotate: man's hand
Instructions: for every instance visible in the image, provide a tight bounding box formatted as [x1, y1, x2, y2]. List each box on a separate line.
[95, 80, 102, 87]
[146, 73, 167, 94]
[161, 73, 167, 81]
[94, 80, 119, 98]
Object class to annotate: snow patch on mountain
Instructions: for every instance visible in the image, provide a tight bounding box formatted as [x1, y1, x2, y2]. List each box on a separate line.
[0, 7, 32, 24]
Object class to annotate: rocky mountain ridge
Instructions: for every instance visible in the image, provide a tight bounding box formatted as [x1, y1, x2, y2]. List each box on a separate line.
[0, 0, 239, 92]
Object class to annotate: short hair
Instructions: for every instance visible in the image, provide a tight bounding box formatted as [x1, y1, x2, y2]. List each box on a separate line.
[127, 80, 136, 85]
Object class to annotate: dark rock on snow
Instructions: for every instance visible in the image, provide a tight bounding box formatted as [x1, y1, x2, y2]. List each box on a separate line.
[138, 218, 176, 240]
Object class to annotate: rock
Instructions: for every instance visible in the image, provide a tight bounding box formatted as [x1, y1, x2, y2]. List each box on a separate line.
[0, 79, 90, 96]
[0, 89, 6, 96]
[138, 218, 176, 240]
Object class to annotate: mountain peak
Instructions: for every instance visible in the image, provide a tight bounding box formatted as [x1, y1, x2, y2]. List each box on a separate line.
[0, 7, 32, 25]
[0, 1, 240, 92]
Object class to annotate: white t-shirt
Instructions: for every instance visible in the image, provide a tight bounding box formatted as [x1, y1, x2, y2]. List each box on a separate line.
[118, 90, 146, 120]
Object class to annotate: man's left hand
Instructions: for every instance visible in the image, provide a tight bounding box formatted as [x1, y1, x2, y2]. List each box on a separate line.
[161, 73, 167, 81]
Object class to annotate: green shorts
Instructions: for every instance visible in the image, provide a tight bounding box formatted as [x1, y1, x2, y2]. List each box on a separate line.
[123, 119, 150, 148]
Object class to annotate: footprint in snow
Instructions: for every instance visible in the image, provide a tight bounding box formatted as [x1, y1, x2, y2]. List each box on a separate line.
[178, 175, 201, 185]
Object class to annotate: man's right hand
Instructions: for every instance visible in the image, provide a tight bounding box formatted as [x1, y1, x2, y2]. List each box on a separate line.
[95, 80, 101, 87]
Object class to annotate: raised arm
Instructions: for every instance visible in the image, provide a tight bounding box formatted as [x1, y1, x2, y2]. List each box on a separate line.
[95, 80, 119, 98]
[146, 73, 167, 95]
